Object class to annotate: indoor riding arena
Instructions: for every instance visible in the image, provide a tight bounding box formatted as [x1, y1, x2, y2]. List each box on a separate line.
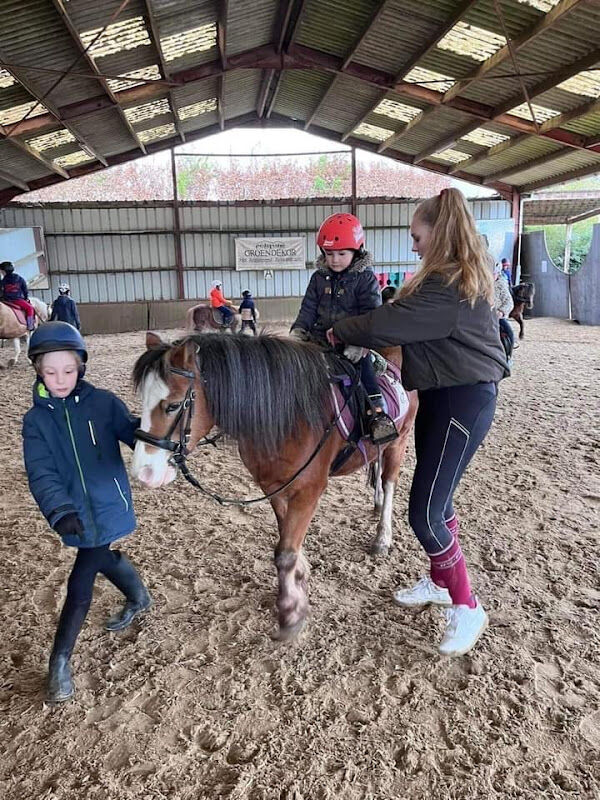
[1, 1, 600, 799]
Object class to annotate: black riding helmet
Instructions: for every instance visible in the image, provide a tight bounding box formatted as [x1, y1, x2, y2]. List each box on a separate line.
[0, 261, 14, 273]
[28, 321, 88, 362]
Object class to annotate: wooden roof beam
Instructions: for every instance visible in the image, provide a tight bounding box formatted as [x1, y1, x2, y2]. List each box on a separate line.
[519, 159, 600, 192]
[52, 0, 147, 154]
[448, 134, 529, 175]
[341, 0, 478, 143]
[0, 53, 108, 168]
[0, 167, 29, 192]
[3, 136, 69, 179]
[443, 0, 589, 103]
[266, 0, 307, 118]
[143, 0, 185, 143]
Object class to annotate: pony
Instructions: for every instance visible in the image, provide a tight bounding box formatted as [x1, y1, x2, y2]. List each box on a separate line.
[186, 303, 240, 334]
[0, 296, 49, 366]
[131, 332, 418, 640]
[509, 282, 535, 339]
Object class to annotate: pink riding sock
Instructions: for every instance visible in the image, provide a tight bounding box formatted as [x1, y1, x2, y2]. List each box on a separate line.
[429, 537, 476, 608]
[444, 514, 459, 538]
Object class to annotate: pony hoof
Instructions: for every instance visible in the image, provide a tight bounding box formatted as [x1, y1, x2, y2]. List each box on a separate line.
[272, 618, 307, 642]
[7, 359, 16, 367]
[369, 541, 390, 557]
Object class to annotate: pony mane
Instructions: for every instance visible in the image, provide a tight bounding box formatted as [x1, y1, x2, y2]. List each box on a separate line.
[144, 333, 332, 457]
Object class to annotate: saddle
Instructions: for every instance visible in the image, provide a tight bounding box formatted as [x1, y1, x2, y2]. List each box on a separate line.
[1, 300, 27, 327]
[211, 308, 233, 327]
[326, 352, 410, 474]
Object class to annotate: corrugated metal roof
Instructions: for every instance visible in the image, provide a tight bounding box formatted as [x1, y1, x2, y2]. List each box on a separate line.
[0, 0, 599, 202]
[524, 191, 600, 224]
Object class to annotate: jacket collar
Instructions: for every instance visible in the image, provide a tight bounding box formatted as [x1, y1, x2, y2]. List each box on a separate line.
[32, 378, 93, 409]
[315, 250, 375, 276]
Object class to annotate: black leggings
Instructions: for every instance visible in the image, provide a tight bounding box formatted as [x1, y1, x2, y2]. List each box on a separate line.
[409, 383, 497, 555]
[52, 545, 124, 656]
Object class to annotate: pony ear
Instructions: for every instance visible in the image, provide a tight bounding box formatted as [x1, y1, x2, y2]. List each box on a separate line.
[146, 331, 164, 349]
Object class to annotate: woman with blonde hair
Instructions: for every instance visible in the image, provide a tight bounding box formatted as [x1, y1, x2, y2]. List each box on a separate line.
[329, 188, 508, 657]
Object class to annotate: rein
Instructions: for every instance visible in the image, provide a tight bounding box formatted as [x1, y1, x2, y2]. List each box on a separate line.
[135, 360, 360, 507]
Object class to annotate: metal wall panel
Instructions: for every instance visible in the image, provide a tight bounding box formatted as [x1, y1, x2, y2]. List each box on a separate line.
[1, 198, 512, 304]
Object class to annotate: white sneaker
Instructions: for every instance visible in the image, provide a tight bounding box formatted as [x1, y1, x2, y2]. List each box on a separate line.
[439, 599, 488, 656]
[392, 576, 452, 608]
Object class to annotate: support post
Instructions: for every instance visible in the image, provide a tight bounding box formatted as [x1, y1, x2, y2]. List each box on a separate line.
[563, 221, 573, 274]
[511, 189, 521, 285]
[171, 148, 185, 300]
[351, 147, 357, 217]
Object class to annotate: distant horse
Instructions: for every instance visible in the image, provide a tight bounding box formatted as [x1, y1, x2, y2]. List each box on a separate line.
[131, 333, 418, 639]
[509, 282, 535, 339]
[0, 296, 48, 366]
[186, 303, 240, 334]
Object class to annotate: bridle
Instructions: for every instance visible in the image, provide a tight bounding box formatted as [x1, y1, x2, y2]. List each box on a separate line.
[134, 360, 360, 507]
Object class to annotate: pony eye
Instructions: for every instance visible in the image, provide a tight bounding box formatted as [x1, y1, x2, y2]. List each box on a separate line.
[165, 402, 182, 414]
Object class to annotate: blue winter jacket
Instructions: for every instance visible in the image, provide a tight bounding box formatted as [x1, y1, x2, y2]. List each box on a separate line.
[1, 272, 28, 301]
[291, 252, 381, 343]
[50, 295, 81, 329]
[22, 379, 140, 548]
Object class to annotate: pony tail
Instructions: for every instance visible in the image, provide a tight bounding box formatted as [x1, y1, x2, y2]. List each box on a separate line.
[403, 187, 494, 306]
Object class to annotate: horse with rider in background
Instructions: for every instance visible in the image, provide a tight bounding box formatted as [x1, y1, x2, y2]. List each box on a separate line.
[130, 331, 417, 640]
[509, 282, 535, 339]
[0, 294, 49, 366]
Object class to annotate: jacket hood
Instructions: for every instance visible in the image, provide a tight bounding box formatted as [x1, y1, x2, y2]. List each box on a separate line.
[315, 250, 375, 276]
[32, 378, 93, 408]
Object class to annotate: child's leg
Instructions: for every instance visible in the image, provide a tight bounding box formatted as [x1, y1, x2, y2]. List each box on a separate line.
[359, 354, 382, 405]
[100, 550, 152, 631]
[48, 545, 110, 702]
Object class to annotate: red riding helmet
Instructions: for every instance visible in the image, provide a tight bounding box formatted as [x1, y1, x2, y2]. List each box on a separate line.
[316, 213, 365, 250]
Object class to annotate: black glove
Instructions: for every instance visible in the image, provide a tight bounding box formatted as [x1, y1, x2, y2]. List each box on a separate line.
[54, 513, 84, 538]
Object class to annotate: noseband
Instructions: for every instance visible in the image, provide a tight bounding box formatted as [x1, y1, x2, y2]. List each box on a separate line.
[134, 366, 200, 456]
[133, 357, 361, 507]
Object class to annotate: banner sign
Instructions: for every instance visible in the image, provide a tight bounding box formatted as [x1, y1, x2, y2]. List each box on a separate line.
[235, 237, 305, 270]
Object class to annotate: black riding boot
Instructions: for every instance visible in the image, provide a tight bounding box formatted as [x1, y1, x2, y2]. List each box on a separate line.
[366, 394, 399, 446]
[102, 551, 152, 632]
[47, 602, 89, 704]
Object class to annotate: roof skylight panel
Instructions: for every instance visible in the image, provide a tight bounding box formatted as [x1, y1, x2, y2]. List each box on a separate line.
[353, 123, 395, 141]
[508, 102, 561, 123]
[54, 150, 94, 168]
[27, 129, 76, 152]
[107, 65, 162, 93]
[558, 70, 600, 99]
[0, 68, 16, 89]
[0, 101, 48, 126]
[432, 148, 471, 164]
[437, 22, 506, 62]
[161, 23, 217, 62]
[461, 128, 510, 147]
[138, 123, 177, 142]
[516, 0, 560, 11]
[403, 67, 455, 93]
[178, 98, 218, 120]
[80, 17, 151, 59]
[373, 99, 421, 123]
[124, 98, 171, 124]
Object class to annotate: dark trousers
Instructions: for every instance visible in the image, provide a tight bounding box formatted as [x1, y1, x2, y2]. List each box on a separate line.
[409, 383, 497, 555]
[218, 306, 234, 323]
[359, 354, 380, 398]
[52, 545, 125, 657]
[241, 320, 256, 334]
[499, 317, 514, 353]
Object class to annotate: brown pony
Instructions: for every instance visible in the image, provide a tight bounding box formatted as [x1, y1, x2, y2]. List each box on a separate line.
[131, 332, 417, 639]
[186, 302, 240, 334]
[509, 282, 535, 339]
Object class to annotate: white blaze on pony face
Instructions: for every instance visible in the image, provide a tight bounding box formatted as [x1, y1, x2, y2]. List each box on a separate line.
[131, 370, 177, 488]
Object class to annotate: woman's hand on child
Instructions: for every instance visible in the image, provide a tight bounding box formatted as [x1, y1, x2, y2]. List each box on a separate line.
[54, 513, 84, 538]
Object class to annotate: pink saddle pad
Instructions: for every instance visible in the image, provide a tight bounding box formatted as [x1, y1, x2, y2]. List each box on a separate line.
[1, 301, 27, 326]
[331, 359, 409, 442]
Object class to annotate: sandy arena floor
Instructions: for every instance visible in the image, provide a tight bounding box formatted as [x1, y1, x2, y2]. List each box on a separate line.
[0, 317, 599, 799]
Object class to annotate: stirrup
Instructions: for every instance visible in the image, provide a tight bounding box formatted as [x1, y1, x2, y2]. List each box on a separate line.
[368, 411, 398, 445]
